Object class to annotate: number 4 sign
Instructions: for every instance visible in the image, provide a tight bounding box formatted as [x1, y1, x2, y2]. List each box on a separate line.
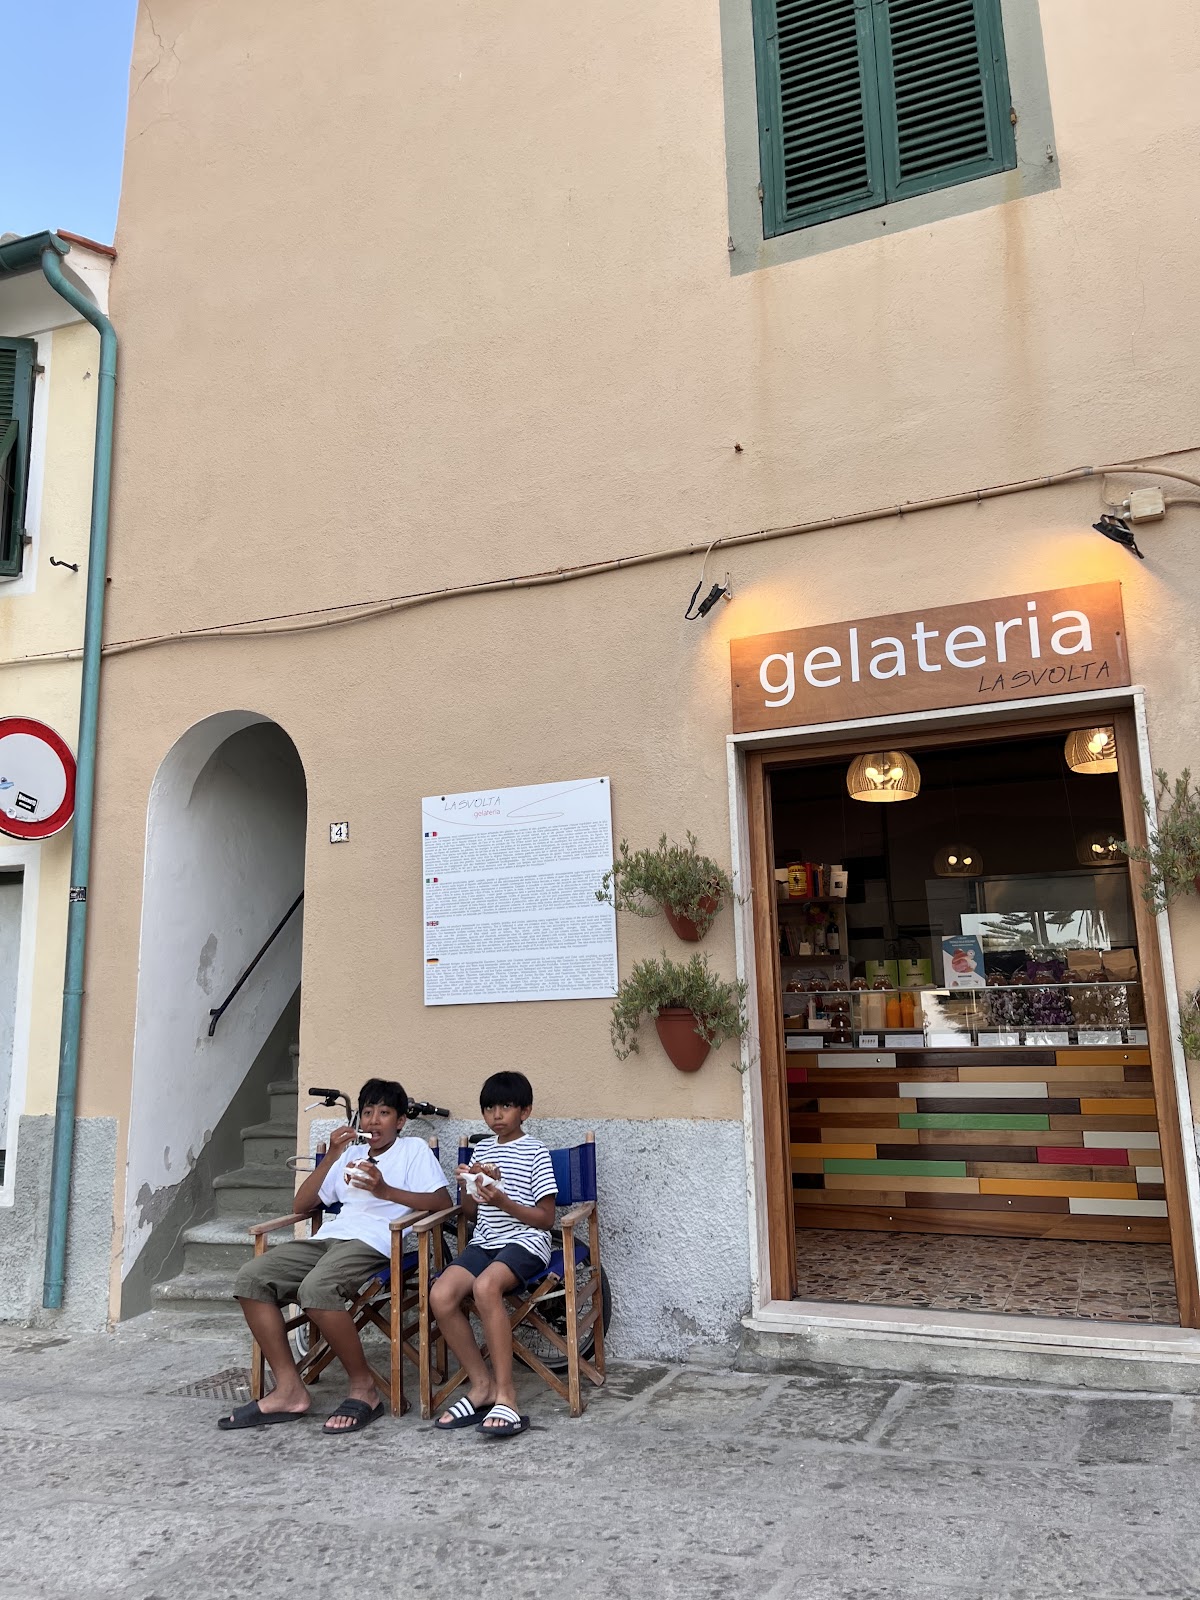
[0, 717, 77, 841]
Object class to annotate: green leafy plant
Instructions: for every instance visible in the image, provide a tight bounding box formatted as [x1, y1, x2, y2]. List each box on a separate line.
[1117, 769, 1200, 912]
[596, 833, 734, 938]
[1179, 988, 1200, 1063]
[609, 951, 748, 1062]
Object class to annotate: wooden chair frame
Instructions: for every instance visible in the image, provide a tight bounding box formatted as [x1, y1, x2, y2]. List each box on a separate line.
[415, 1133, 607, 1420]
[246, 1204, 436, 1416]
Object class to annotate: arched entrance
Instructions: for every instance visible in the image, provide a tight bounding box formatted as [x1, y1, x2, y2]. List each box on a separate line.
[122, 712, 307, 1316]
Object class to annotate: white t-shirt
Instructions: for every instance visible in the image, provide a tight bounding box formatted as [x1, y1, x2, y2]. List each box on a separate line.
[317, 1136, 448, 1259]
[469, 1134, 559, 1265]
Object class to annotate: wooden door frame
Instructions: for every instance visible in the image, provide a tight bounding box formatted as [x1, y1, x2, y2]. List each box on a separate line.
[733, 689, 1200, 1326]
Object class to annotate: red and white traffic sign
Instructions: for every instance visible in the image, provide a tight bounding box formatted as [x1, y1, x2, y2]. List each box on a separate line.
[0, 717, 77, 841]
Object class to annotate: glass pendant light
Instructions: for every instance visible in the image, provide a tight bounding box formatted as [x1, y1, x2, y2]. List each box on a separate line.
[846, 749, 921, 803]
[933, 844, 983, 877]
[1065, 726, 1117, 774]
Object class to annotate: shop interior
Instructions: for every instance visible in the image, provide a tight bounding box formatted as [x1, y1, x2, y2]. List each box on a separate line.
[770, 726, 1178, 1324]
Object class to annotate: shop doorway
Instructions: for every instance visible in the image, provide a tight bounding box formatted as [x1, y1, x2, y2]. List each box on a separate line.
[745, 707, 1197, 1327]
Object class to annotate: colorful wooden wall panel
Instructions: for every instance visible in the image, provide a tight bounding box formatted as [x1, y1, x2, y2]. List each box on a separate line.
[789, 1047, 1169, 1242]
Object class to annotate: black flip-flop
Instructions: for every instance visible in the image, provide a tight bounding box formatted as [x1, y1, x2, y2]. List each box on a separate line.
[323, 1398, 385, 1435]
[434, 1396, 487, 1431]
[479, 1403, 529, 1439]
[217, 1400, 308, 1431]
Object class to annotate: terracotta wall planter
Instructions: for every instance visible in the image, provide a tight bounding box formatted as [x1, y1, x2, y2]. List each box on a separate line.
[663, 895, 719, 942]
[654, 1007, 711, 1071]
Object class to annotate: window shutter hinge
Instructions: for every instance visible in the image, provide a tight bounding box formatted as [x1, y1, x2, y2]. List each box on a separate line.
[756, 182, 764, 203]
[1009, 106, 1018, 126]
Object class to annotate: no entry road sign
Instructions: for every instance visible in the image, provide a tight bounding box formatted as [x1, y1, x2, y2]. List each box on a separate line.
[0, 717, 77, 841]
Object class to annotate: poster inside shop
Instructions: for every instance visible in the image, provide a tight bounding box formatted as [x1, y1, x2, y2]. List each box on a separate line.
[941, 933, 987, 988]
[422, 777, 617, 1005]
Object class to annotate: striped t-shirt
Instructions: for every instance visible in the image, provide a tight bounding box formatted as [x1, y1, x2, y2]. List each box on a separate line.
[468, 1134, 558, 1265]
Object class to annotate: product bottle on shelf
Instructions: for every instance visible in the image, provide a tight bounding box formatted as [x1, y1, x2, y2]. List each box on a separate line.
[899, 990, 915, 1029]
[827, 919, 840, 955]
[885, 992, 902, 1029]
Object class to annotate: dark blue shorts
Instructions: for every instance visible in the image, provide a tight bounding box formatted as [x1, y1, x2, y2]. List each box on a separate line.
[454, 1241, 547, 1288]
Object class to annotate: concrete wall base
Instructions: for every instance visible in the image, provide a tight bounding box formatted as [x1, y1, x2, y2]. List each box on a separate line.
[316, 1112, 753, 1363]
[0, 1115, 116, 1329]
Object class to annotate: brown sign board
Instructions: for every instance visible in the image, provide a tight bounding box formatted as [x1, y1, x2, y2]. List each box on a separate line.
[730, 583, 1129, 734]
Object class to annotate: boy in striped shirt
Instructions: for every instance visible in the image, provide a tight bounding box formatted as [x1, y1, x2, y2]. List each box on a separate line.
[431, 1071, 558, 1439]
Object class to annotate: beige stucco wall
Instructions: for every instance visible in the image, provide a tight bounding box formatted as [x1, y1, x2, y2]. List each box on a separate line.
[1, 317, 98, 1120]
[88, 2, 1200, 1305]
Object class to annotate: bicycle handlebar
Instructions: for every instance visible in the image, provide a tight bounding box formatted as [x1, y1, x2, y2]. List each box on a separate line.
[305, 1085, 450, 1122]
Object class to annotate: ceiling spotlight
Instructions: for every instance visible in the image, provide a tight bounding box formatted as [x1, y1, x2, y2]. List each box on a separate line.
[847, 749, 921, 803]
[1093, 515, 1144, 559]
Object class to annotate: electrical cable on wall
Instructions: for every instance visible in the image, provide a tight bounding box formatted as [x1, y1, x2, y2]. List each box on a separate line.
[4, 455, 1200, 668]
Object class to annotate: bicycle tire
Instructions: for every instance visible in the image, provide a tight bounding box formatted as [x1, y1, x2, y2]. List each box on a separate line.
[516, 1264, 612, 1374]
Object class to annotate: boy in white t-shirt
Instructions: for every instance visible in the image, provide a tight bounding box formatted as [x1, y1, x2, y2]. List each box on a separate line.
[430, 1071, 559, 1439]
[219, 1078, 450, 1435]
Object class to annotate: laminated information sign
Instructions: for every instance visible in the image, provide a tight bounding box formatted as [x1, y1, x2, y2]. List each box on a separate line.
[422, 776, 617, 1006]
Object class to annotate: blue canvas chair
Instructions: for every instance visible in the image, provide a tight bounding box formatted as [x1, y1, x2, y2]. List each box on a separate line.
[414, 1131, 609, 1419]
[247, 1137, 447, 1417]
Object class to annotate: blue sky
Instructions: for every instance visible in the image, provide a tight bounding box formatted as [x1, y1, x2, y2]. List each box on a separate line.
[2, 0, 137, 244]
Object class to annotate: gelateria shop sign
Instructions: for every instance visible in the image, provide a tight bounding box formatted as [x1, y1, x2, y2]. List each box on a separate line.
[729, 582, 1130, 734]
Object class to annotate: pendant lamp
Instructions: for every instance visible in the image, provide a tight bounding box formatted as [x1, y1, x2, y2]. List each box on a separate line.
[933, 843, 983, 877]
[1076, 829, 1122, 866]
[846, 749, 920, 803]
[1065, 726, 1117, 774]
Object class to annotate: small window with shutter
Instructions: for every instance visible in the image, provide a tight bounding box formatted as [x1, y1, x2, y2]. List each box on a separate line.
[0, 337, 37, 580]
[753, 0, 1016, 237]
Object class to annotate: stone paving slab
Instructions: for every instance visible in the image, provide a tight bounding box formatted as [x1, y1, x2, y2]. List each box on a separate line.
[3, 1316, 1200, 1599]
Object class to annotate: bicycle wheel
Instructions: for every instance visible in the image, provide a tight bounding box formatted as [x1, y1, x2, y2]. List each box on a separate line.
[516, 1265, 611, 1374]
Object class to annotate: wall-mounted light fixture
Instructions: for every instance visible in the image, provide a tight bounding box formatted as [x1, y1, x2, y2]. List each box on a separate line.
[933, 843, 983, 877]
[1092, 514, 1145, 560]
[1065, 726, 1118, 775]
[847, 750, 921, 803]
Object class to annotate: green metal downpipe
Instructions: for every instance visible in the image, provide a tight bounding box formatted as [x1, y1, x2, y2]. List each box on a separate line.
[34, 236, 118, 1309]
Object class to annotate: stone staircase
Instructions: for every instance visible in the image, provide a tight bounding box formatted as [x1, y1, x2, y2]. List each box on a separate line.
[150, 1068, 299, 1318]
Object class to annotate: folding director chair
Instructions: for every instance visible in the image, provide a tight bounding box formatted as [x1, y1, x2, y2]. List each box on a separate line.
[247, 1137, 447, 1417]
[414, 1130, 607, 1420]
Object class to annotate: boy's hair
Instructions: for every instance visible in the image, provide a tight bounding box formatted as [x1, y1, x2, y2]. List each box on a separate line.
[480, 1070, 534, 1112]
[358, 1078, 408, 1116]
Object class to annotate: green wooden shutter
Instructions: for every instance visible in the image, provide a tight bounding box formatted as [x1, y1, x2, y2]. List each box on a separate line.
[753, 0, 1016, 237]
[873, 0, 1015, 201]
[0, 337, 36, 579]
[755, 0, 885, 234]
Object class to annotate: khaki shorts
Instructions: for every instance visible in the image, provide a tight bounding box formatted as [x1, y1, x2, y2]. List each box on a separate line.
[231, 1237, 388, 1312]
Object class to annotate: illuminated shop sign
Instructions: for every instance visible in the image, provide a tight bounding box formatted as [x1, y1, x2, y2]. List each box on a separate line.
[730, 583, 1129, 734]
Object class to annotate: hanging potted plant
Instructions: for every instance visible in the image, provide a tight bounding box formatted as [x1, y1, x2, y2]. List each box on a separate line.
[609, 951, 748, 1071]
[596, 833, 734, 941]
[1116, 769, 1200, 912]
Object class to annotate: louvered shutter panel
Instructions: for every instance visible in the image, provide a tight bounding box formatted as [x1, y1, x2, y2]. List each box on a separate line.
[872, 0, 1014, 202]
[0, 337, 36, 578]
[755, 0, 885, 234]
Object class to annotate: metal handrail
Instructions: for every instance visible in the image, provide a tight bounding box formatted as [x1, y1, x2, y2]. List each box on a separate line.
[207, 891, 304, 1037]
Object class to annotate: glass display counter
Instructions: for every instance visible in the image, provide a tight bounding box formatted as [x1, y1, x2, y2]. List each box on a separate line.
[782, 982, 1147, 1050]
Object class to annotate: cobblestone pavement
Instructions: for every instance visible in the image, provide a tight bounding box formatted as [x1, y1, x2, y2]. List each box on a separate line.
[2, 1316, 1198, 1600]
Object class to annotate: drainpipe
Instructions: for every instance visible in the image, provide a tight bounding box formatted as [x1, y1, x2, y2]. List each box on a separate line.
[30, 235, 117, 1309]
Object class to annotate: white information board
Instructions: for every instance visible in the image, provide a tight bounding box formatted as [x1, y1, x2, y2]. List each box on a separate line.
[422, 777, 617, 1006]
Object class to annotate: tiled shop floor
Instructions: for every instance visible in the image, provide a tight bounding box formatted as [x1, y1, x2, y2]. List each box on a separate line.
[794, 1228, 1180, 1323]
